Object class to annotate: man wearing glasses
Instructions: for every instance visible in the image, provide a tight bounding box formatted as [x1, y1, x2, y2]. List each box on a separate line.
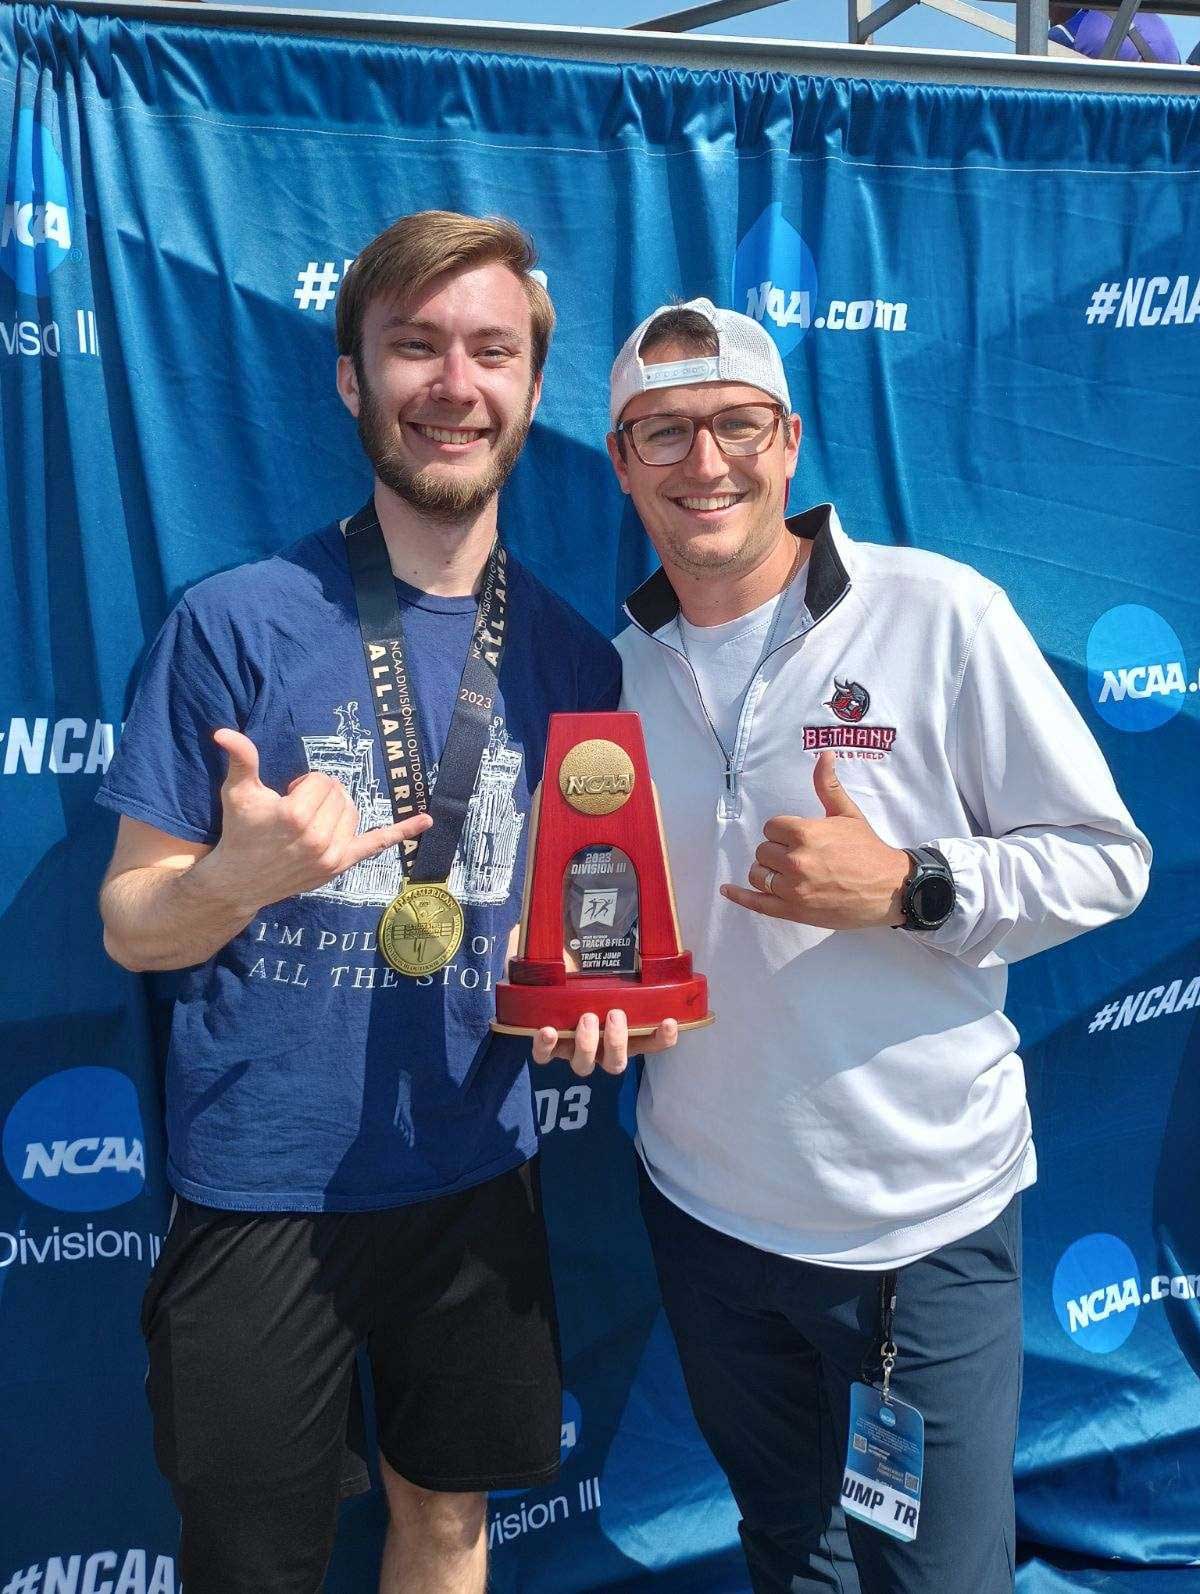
[594, 297, 1149, 1593]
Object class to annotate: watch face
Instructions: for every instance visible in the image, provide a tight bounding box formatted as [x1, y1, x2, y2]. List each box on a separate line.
[913, 873, 955, 926]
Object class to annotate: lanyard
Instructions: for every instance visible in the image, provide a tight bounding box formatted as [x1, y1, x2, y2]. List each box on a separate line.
[343, 501, 509, 885]
[675, 542, 803, 799]
[878, 1269, 899, 1403]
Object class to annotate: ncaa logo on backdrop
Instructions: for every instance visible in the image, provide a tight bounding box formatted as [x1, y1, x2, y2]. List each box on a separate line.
[2, 109, 73, 296]
[732, 202, 909, 352]
[1053, 1234, 1142, 1353]
[1, 1551, 180, 1594]
[733, 203, 819, 356]
[1087, 604, 1196, 732]
[560, 1389, 582, 1463]
[3, 1067, 145, 1212]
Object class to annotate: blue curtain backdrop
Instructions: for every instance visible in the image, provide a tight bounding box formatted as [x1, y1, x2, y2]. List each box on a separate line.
[1, 4, 1198, 1588]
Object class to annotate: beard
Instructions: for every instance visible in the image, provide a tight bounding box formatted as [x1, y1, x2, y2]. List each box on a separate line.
[354, 366, 535, 524]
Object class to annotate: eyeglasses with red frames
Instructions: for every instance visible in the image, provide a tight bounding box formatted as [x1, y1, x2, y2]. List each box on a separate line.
[617, 402, 785, 467]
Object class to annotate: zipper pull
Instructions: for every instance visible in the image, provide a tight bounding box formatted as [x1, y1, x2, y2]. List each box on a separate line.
[718, 754, 741, 820]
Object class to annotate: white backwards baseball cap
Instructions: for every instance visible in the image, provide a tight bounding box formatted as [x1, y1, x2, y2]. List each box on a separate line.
[609, 297, 792, 427]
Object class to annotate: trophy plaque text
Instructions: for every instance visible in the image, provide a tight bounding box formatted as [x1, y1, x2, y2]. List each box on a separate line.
[493, 712, 713, 1038]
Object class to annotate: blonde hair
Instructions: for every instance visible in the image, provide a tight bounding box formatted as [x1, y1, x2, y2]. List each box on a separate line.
[336, 210, 554, 375]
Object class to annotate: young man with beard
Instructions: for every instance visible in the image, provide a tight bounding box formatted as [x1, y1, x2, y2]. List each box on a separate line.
[96, 212, 654, 1594]
[541, 298, 1149, 1593]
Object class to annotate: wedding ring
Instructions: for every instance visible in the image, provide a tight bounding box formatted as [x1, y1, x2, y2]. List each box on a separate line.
[764, 868, 779, 895]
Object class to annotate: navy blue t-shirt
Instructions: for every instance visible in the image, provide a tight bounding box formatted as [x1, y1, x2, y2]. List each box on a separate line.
[97, 520, 621, 1212]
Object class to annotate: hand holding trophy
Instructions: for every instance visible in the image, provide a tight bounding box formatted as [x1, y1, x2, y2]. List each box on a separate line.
[493, 712, 713, 1075]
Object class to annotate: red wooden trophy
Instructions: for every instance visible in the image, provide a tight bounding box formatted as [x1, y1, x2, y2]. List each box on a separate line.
[493, 712, 713, 1038]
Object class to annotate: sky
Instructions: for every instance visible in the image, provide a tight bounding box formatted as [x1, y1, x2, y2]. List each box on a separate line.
[255, 0, 1200, 67]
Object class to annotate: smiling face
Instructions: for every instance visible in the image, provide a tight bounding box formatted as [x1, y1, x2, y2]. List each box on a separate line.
[607, 339, 801, 583]
[337, 259, 541, 524]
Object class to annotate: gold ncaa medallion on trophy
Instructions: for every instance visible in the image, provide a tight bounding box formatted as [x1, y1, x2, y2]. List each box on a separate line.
[493, 711, 713, 1037]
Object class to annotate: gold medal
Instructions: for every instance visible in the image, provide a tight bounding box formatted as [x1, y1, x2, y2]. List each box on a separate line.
[378, 881, 465, 977]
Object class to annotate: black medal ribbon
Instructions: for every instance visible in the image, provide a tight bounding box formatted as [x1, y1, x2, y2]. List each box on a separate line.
[344, 500, 509, 884]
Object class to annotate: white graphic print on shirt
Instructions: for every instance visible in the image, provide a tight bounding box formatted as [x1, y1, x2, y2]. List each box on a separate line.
[299, 701, 525, 907]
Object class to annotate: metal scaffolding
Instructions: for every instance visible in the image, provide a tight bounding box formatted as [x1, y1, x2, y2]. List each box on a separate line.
[632, 0, 1200, 60]
[63, 0, 1200, 86]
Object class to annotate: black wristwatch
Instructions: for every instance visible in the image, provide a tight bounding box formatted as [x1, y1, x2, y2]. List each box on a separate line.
[899, 846, 956, 931]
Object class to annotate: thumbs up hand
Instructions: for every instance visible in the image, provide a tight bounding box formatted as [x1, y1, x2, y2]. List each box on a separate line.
[719, 751, 912, 930]
[204, 728, 431, 914]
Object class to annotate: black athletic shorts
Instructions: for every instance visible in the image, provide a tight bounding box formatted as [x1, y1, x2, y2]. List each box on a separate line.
[141, 1158, 562, 1594]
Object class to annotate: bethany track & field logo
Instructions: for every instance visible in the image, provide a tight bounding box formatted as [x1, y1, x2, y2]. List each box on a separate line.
[804, 675, 897, 759]
[826, 679, 871, 723]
